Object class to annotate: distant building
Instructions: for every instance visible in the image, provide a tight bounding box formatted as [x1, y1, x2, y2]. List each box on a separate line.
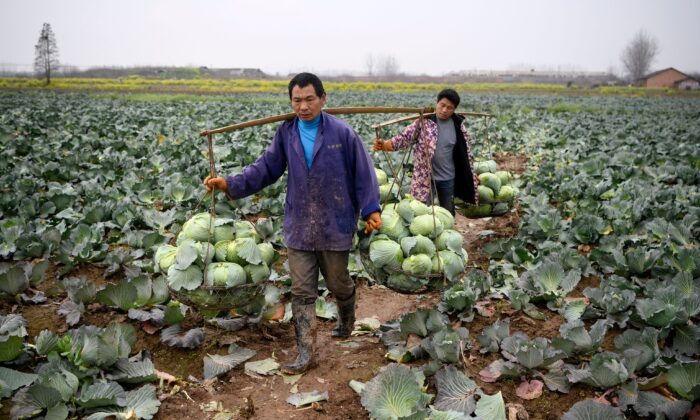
[638, 67, 699, 90]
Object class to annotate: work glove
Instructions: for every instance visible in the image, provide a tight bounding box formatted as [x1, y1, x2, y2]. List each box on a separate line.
[373, 138, 392, 152]
[364, 211, 382, 234]
[203, 176, 227, 192]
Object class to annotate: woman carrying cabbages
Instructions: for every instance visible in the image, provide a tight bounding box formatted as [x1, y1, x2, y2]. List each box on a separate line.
[374, 89, 479, 215]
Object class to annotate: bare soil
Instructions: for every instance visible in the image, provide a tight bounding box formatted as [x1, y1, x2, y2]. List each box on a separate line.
[2, 153, 607, 419]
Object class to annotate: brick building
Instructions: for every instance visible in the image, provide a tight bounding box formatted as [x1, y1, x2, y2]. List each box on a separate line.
[638, 67, 699, 90]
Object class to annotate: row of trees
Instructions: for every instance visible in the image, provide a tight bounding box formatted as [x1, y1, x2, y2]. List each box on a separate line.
[32, 24, 661, 85]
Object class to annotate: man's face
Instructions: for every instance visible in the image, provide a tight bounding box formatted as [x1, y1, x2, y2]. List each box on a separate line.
[291, 84, 326, 122]
[436, 98, 456, 120]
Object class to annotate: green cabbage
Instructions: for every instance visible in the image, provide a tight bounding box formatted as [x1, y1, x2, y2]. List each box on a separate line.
[430, 206, 454, 230]
[375, 168, 388, 185]
[234, 220, 260, 243]
[495, 170, 512, 185]
[379, 183, 399, 203]
[195, 241, 215, 265]
[478, 173, 502, 195]
[379, 208, 407, 240]
[431, 250, 465, 281]
[226, 237, 262, 265]
[244, 262, 270, 283]
[461, 203, 491, 217]
[369, 238, 403, 270]
[182, 212, 212, 242]
[496, 185, 515, 200]
[475, 160, 497, 174]
[436, 229, 463, 253]
[409, 214, 444, 238]
[477, 185, 495, 203]
[257, 242, 277, 266]
[386, 273, 427, 293]
[213, 222, 235, 243]
[400, 235, 436, 257]
[214, 240, 231, 262]
[154, 244, 177, 273]
[401, 254, 433, 275]
[205, 262, 247, 287]
[492, 202, 510, 215]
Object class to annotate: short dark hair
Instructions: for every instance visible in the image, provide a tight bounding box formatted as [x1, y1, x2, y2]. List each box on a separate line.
[288, 72, 325, 99]
[437, 88, 460, 108]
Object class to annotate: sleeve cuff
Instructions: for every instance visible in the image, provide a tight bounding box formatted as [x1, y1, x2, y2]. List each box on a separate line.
[361, 203, 381, 220]
[225, 176, 237, 200]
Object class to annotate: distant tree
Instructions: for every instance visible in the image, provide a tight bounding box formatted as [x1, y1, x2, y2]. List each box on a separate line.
[34, 23, 60, 84]
[365, 53, 375, 77]
[377, 54, 399, 77]
[621, 29, 659, 83]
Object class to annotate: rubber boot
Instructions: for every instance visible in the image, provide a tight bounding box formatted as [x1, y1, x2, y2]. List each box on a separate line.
[281, 302, 316, 374]
[331, 290, 356, 338]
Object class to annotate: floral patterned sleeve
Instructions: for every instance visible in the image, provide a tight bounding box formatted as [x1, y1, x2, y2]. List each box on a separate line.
[389, 119, 421, 151]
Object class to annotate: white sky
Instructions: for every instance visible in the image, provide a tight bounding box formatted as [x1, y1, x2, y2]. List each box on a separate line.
[2, 0, 699, 76]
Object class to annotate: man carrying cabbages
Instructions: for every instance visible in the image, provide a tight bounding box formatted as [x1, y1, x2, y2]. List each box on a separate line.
[373, 89, 479, 215]
[204, 73, 382, 374]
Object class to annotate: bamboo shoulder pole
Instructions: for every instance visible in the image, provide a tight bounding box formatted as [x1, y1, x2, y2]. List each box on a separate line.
[371, 111, 494, 129]
[200, 106, 435, 136]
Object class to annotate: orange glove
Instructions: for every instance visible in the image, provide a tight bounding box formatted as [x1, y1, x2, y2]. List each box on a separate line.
[373, 138, 393, 152]
[203, 176, 227, 192]
[364, 211, 382, 234]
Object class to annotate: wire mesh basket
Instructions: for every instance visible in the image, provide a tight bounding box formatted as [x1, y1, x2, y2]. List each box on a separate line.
[168, 281, 266, 311]
[359, 246, 466, 293]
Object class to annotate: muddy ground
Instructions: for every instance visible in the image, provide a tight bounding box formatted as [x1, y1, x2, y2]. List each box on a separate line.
[2, 153, 612, 419]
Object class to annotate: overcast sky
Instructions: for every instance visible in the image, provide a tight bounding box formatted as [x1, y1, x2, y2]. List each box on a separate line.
[2, 0, 699, 76]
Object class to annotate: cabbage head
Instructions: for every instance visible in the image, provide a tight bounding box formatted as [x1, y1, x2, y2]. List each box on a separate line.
[402, 254, 433, 275]
[379, 209, 407, 240]
[195, 241, 215, 265]
[213, 221, 235, 243]
[431, 250, 465, 281]
[257, 242, 278, 266]
[478, 173, 502, 195]
[477, 185, 495, 203]
[379, 183, 399, 203]
[245, 262, 270, 283]
[387, 273, 427, 293]
[206, 262, 247, 287]
[496, 185, 515, 201]
[409, 214, 444, 238]
[182, 212, 212, 242]
[154, 244, 177, 273]
[461, 203, 491, 218]
[369, 238, 403, 270]
[214, 240, 231, 262]
[375, 168, 388, 185]
[436, 229, 464, 253]
[475, 160, 497, 174]
[430, 206, 454, 230]
[400, 235, 436, 257]
[234, 221, 261, 243]
[492, 202, 510, 215]
[495, 171, 512, 185]
[226, 237, 262, 265]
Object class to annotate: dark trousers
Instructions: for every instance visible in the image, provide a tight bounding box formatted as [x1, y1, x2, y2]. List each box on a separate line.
[429, 179, 456, 215]
[287, 248, 354, 306]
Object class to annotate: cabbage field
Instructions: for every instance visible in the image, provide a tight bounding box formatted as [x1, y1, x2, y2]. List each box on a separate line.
[1, 90, 699, 419]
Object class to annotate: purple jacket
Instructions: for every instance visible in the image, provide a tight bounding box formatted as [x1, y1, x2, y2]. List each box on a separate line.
[226, 112, 381, 251]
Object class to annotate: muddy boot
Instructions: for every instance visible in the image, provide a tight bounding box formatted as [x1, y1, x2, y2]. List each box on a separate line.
[281, 302, 316, 374]
[331, 290, 355, 338]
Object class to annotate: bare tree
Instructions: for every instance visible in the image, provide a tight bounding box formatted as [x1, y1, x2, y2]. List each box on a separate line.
[377, 54, 399, 77]
[365, 53, 375, 77]
[621, 29, 659, 83]
[34, 23, 60, 84]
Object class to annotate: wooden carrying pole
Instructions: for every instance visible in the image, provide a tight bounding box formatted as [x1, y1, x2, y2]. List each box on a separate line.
[200, 106, 435, 136]
[371, 111, 494, 129]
